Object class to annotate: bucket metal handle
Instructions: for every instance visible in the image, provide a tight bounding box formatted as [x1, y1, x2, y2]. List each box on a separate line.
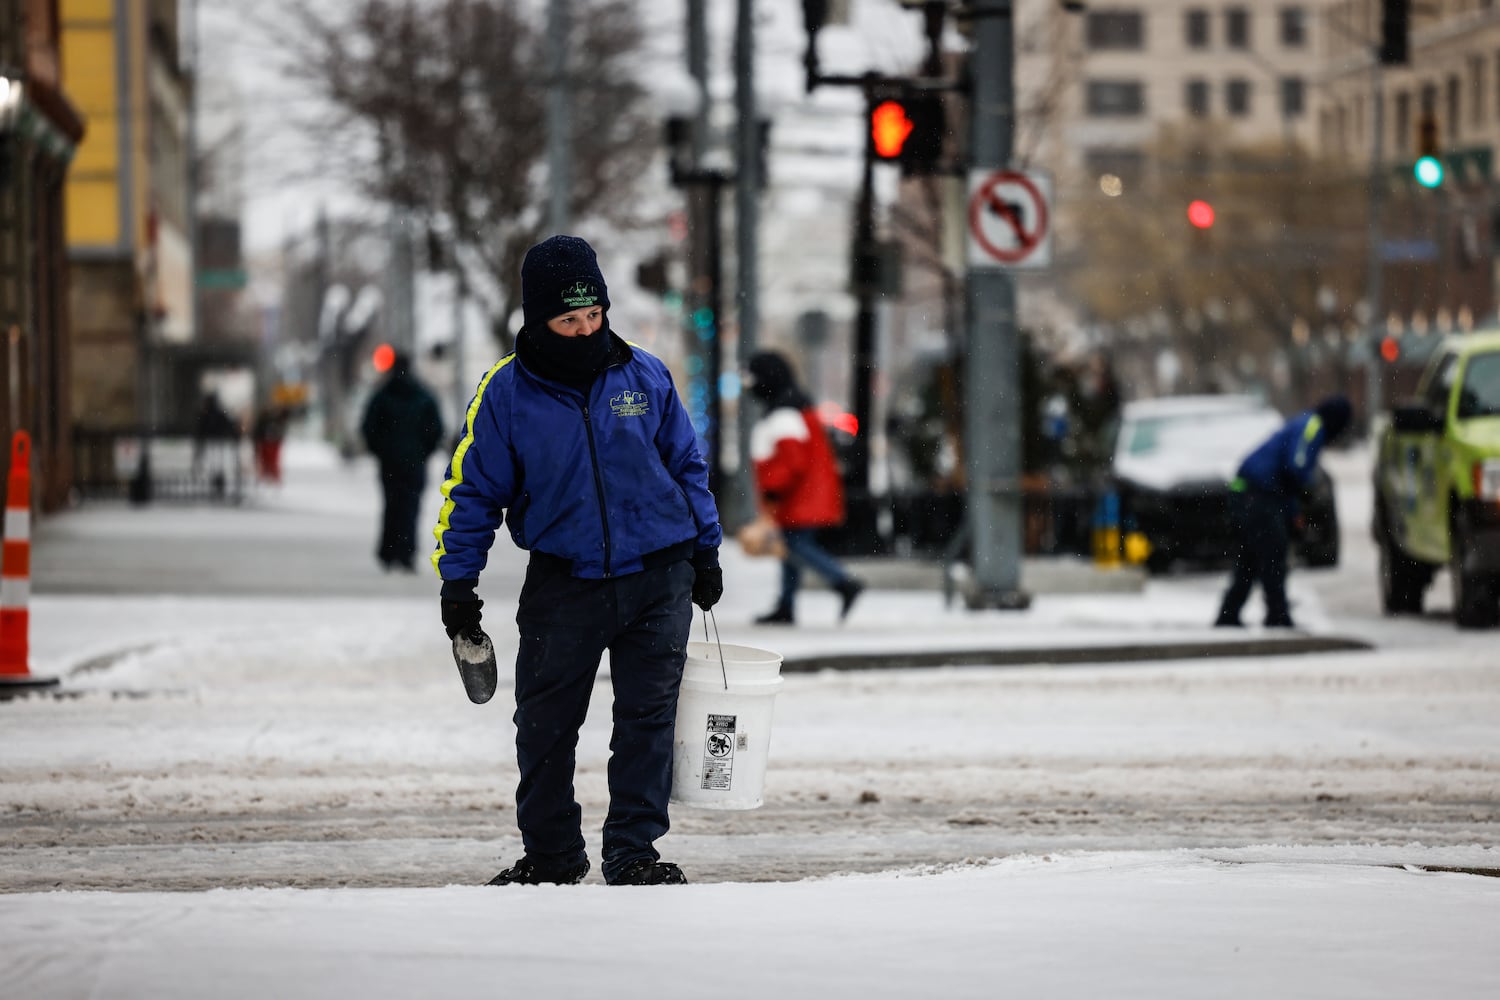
[701, 608, 729, 690]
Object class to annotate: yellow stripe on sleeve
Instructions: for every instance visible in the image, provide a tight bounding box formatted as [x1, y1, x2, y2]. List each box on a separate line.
[430, 355, 515, 576]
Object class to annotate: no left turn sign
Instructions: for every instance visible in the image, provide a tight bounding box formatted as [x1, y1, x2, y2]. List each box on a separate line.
[967, 169, 1052, 270]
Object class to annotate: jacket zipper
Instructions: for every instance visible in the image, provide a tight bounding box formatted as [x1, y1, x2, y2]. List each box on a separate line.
[581, 403, 613, 576]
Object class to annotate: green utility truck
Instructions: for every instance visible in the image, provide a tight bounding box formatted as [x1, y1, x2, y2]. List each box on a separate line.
[1374, 330, 1500, 627]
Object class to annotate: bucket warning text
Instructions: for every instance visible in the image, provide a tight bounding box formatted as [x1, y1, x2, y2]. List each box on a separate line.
[701, 714, 737, 790]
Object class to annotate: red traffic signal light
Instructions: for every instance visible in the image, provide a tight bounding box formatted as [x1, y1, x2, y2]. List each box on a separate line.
[372, 343, 396, 373]
[871, 100, 914, 159]
[869, 94, 945, 175]
[1187, 199, 1216, 229]
[1380, 336, 1401, 363]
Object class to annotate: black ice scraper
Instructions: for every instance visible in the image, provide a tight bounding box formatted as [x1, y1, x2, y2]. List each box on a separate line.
[452, 631, 497, 704]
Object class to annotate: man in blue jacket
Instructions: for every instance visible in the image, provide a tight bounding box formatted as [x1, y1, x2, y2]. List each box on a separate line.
[432, 235, 722, 887]
[1215, 395, 1351, 629]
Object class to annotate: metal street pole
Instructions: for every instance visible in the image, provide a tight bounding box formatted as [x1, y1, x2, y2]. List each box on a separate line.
[546, 0, 572, 234]
[730, 0, 759, 524]
[963, 2, 1028, 609]
[706, 176, 725, 499]
[850, 103, 877, 502]
[1362, 59, 1385, 436]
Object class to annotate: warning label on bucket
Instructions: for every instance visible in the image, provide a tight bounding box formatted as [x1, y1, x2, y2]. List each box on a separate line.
[701, 714, 737, 789]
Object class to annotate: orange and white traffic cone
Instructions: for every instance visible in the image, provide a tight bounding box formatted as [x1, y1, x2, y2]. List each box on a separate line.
[0, 431, 57, 693]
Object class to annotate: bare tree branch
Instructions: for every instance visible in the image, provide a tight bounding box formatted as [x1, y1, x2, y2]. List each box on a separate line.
[280, 0, 653, 347]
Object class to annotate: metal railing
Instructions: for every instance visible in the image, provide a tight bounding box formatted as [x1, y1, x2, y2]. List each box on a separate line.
[73, 427, 249, 503]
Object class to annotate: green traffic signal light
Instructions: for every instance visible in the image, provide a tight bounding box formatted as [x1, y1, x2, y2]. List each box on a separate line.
[1414, 155, 1443, 188]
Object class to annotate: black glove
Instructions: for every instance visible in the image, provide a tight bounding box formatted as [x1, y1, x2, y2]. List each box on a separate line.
[441, 585, 485, 641]
[442, 591, 496, 704]
[691, 549, 723, 611]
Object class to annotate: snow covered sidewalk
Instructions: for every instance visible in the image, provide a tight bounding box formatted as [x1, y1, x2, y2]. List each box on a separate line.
[4, 850, 1497, 999]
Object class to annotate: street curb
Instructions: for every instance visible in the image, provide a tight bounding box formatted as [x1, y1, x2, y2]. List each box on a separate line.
[781, 635, 1373, 673]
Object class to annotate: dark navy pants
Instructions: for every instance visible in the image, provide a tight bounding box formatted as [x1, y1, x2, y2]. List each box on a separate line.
[512, 553, 694, 882]
[1217, 491, 1293, 626]
[377, 467, 424, 568]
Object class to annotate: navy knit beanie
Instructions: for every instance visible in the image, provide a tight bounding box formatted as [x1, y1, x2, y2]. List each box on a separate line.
[520, 235, 610, 332]
[1314, 395, 1352, 440]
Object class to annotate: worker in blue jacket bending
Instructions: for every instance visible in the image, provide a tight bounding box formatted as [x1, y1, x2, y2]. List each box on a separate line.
[432, 235, 723, 887]
[1215, 395, 1351, 629]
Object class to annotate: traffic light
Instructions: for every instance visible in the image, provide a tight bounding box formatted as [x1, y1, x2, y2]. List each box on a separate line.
[1186, 199, 1215, 229]
[871, 100, 914, 159]
[1414, 113, 1442, 188]
[869, 93, 944, 175]
[372, 343, 396, 373]
[1380, 336, 1401, 364]
[636, 255, 669, 295]
[1379, 0, 1408, 65]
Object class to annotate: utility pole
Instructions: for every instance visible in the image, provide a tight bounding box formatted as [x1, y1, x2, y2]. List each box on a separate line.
[730, 0, 760, 524]
[546, 0, 572, 234]
[963, 2, 1029, 609]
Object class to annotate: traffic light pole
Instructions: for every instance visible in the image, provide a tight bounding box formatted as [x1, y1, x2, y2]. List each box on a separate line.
[963, 2, 1029, 610]
[849, 102, 878, 502]
[799, 1, 954, 551]
[1363, 59, 1385, 437]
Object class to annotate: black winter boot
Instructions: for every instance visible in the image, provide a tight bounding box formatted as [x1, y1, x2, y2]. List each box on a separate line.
[755, 604, 794, 625]
[487, 856, 590, 886]
[608, 859, 687, 885]
[835, 578, 865, 621]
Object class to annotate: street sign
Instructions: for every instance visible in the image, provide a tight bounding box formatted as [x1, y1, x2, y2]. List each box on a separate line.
[967, 169, 1052, 270]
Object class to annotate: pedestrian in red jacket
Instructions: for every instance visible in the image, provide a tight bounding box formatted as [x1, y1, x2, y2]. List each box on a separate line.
[746, 350, 864, 624]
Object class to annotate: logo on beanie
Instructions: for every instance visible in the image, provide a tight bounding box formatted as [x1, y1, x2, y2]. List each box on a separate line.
[610, 390, 649, 418]
[561, 281, 600, 309]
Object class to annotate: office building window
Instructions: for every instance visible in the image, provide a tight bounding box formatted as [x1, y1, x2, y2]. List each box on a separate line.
[1185, 8, 1210, 48]
[1086, 10, 1145, 50]
[1448, 75, 1461, 143]
[1279, 7, 1306, 48]
[1226, 78, 1252, 116]
[1280, 77, 1305, 118]
[1394, 90, 1411, 156]
[1495, 52, 1500, 121]
[1086, 79, 1146, 116]
[1186, 79, 1210, 117]
[1226, 7, 1250, 49]
[1472, 56, 1486, 128]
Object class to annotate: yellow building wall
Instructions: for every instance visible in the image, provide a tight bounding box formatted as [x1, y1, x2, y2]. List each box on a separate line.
[61, 0, 125, 249]
[127, 0, 148, 257]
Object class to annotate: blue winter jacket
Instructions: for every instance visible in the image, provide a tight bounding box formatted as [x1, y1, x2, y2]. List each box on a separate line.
[431, 336, 721, 583]
[1234, 411, 1330, 496]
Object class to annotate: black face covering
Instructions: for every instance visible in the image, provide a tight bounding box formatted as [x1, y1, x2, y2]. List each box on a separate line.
[523, 319, 613, 387]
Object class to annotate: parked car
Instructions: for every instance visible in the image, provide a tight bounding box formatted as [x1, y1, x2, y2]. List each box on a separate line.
[1373, 330, 1500, 628]
[1112, 395, 1340, 574]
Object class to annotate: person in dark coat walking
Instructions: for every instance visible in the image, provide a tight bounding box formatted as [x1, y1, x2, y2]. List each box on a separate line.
[431, 235, 723, 888]
[1215, 395, 1351, 629]
[361, 352, 444, 572]
[746, 350, 864, 625]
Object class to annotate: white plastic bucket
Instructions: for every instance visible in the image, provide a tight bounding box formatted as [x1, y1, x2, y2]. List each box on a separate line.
[670, 641, 783, 810]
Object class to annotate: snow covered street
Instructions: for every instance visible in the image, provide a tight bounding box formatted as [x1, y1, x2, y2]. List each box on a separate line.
[2, 440, 1497, 997]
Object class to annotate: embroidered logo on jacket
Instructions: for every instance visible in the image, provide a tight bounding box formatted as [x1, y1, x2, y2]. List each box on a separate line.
[610, 390, 649, 417]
